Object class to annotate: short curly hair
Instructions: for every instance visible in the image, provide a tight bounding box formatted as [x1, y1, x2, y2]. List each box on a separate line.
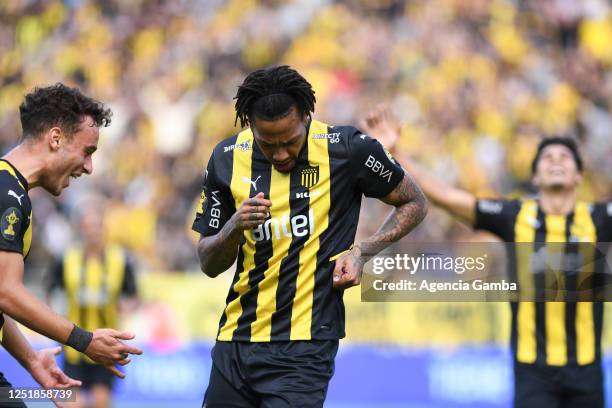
[19, 83, 112, 139]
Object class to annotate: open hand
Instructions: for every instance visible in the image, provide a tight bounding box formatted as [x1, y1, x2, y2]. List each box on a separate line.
[28, 347, 81, 408]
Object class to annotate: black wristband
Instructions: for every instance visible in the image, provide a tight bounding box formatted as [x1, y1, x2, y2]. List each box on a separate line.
[66, 325, 93, 352]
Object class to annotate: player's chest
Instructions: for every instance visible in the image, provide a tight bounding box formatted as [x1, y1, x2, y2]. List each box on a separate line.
[231, 158, 332, 214]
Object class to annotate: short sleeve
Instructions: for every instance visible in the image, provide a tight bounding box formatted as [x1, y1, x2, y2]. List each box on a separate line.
[0, 190, 27, 255]
[592, 202, 612, 242]
[347, 129, 404, 198]
[474, 199, 521, 241]
[192, 152, 235, 237]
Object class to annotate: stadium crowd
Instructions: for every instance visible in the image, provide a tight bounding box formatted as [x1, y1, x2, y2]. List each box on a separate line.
[0, 0, 610, 277]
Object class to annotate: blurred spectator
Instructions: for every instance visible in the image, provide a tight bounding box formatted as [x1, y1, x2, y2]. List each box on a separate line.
[47, 202, 138, 408]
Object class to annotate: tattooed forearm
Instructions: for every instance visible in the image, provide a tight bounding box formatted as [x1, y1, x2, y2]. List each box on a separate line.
[357, 173, 428, 261]
[372, 196, 426, 242]
[197, 218, 242, 277]
[377, 173, 427, 240]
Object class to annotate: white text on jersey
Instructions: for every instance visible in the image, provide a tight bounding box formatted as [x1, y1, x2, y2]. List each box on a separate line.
[209, 191, 222, 228]
[364, 155, 393, 182]
[252, 210, 315, 242]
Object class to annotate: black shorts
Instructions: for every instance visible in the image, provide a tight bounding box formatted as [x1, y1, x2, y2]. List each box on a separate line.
[203, 340, 339, 408]
[514, 362, 604, 408]
[0, 371, 26, 408]
[63, 362, 115, 390]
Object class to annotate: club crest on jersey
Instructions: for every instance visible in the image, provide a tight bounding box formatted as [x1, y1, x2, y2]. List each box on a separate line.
[300, 166, 319, 188]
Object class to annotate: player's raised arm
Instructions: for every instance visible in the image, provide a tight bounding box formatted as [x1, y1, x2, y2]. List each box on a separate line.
[361, 106, 477, 225]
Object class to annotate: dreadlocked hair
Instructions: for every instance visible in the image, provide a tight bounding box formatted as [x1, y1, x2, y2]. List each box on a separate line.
[234, 65, 316, 128]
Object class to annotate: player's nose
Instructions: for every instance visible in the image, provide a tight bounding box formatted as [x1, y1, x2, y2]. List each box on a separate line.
[273, 148, 289, 162]
[83, 156, 93, 175]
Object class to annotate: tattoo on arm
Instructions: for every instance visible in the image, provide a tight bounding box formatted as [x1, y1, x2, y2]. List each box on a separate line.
[358, 173, 428, 260]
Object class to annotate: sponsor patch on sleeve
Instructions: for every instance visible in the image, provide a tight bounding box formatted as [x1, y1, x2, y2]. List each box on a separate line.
[478, 200, 503, 214]
[1, 207, 21, 241]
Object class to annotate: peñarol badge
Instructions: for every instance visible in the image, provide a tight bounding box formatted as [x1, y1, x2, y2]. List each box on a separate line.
[300, 166, 319, 188]
[1, 207, 21, 241]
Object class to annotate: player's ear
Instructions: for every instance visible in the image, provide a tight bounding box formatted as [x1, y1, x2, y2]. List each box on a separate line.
[47, 126, 62, 151]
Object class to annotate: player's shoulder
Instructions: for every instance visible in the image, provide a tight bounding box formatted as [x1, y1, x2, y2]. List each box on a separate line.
[603, 202, 612, 217]
[309, 120, 365, 157]
[310, 120, 358, 139]
[0, 166, 26, 192]
[207, 133, 240, 167]
[0, 166, 28, 209]
[586, 201, 612, 217]
[205, 133, 248, 184]
[0, 163, 29, 248]
[476, 197, 522, 216]
[211, 133, 242, 157]
[211, 130, 256, 160]
[311, 120, 361, 142]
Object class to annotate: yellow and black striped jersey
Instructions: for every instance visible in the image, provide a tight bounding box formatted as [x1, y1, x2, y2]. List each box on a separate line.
[0, 159, 32, 335]
[192, 119, 404, 342]
[47, 246, 137, 364]
[475, 198, 612, 366]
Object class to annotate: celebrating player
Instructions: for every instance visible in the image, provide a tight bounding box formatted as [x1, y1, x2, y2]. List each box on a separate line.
[193, 66, 427, 407]
[363, 106, 611, 408]
[0, 84, 143, 407]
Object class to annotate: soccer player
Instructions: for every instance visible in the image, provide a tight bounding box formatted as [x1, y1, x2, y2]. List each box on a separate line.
[362, 107, 611, 408]
[193, 65, 427, 407]
[47, 204, 138, 408]
[0, 84, 143, 406]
